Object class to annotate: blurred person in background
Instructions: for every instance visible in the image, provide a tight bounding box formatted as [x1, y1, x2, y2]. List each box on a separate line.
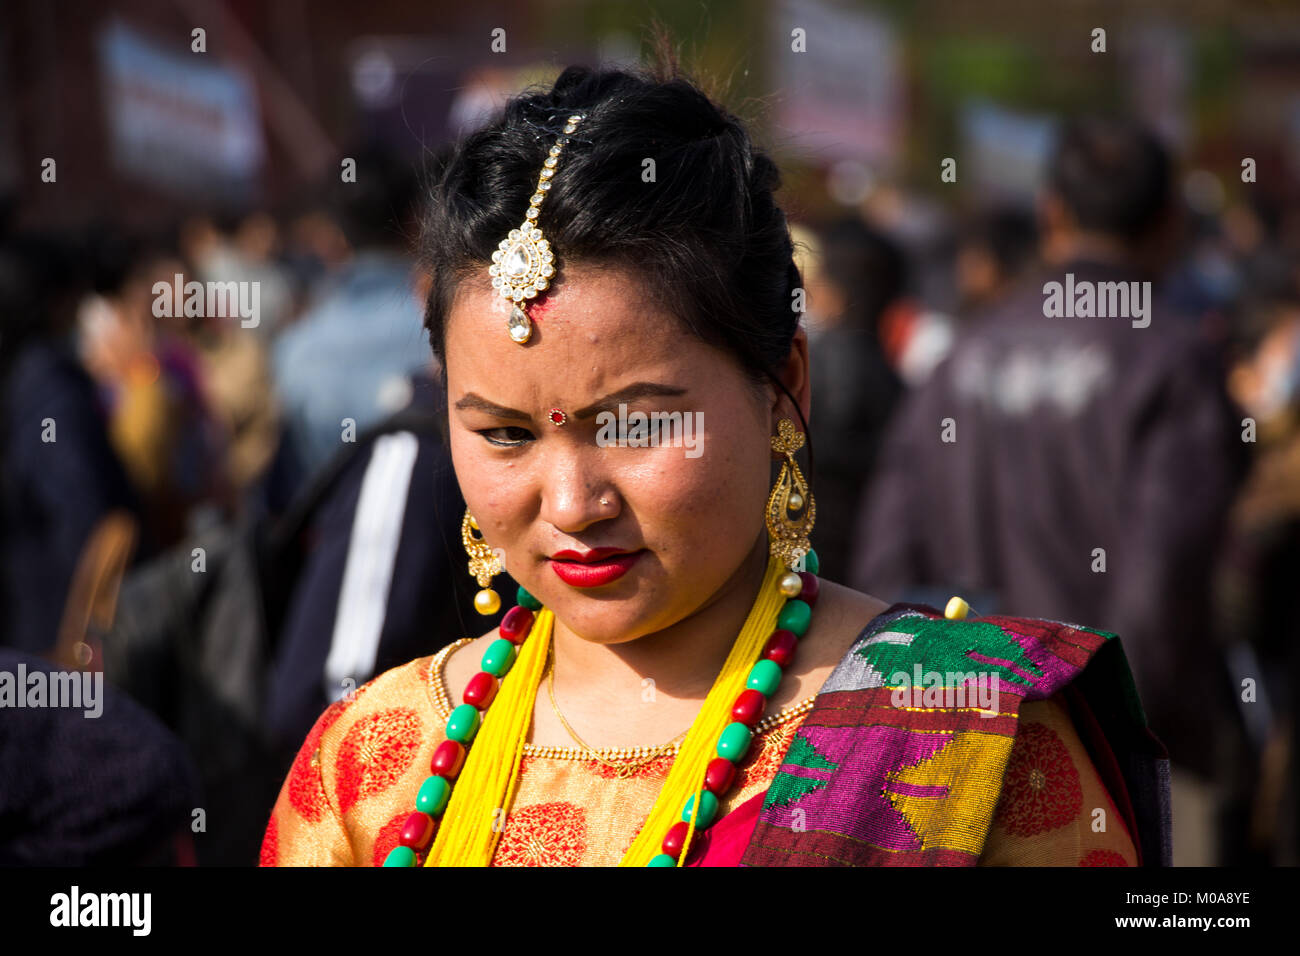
[0, 647, 201, 865]
[271, 145, 431, 491]
[280, 205, 350, 315]
[1216, 281, 1300, 865]
[182, 212, 295, 342]
[0, 231, 140, 654]
[851, 116, 1249, 864]
[177, 219, 283, 511]
[802, 216, 904, 579]
[188, 306, 281, 510]
[229, 211, 296, 341]
[954, 206, 1038, 313]
[78, 238, 230, 550]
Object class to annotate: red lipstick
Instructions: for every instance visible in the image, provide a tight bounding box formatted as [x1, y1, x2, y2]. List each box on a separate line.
[549, 548, 644, 588]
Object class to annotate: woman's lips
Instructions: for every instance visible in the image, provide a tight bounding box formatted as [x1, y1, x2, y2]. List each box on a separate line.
[548, 548, 644, 588]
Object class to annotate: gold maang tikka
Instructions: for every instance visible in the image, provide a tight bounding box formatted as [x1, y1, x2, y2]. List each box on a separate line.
[488, 113, 587, 344]
[766, 418, 816, 595]
[462, 509, 504, 615]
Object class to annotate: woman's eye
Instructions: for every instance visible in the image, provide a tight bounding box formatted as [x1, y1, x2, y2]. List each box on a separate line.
[479, 426, 535, 447]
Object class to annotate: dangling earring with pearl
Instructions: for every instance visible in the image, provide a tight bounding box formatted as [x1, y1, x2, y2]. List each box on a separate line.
[462, 509, 504, 615]
[766, 418, 818, 594]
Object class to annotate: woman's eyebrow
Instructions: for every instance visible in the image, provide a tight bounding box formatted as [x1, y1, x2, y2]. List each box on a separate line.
[453, 382, 688, 423]
[453, 393, 533, 422]
[572, 383, 688, 420]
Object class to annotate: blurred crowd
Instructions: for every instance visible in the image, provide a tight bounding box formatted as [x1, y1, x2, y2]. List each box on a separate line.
[2, 116, 1297, 867]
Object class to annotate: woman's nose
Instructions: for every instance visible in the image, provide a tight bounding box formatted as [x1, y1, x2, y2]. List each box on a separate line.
[538, 449, 618, 534]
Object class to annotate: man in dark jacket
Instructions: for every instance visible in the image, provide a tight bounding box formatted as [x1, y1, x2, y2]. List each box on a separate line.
[851, 118, 1248, 861]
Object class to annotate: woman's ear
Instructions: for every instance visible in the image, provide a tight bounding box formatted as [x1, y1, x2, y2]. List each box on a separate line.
[771, 325, 811, 428]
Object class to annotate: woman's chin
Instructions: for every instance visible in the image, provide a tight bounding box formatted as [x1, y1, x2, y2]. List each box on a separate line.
[547, 585, 687, 645]
[551, 602, 656, 645]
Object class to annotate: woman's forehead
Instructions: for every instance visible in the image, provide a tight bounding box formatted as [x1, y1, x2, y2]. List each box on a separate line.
[444, 266, 698, 382]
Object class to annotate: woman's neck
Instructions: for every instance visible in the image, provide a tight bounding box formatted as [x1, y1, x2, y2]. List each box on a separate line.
[547, 536, 771, 712]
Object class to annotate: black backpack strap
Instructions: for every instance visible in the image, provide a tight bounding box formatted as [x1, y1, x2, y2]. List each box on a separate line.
[255, 401, 448, 644]
[268, 403, 446, 553]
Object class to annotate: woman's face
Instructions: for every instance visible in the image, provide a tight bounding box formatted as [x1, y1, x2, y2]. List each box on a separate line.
[444, 263, 779, 645]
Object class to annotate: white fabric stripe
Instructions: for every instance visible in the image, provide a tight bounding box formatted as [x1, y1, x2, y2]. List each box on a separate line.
[324, 431, 420, 700]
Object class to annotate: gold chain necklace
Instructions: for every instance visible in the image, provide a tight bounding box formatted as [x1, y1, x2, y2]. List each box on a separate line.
[544, 640, 689, 778]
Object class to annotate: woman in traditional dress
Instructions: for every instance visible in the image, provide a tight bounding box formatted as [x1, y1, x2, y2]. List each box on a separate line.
[261, 59, 1170, 867]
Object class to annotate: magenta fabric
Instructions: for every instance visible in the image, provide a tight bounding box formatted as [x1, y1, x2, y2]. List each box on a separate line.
[685, 790, 764, 866]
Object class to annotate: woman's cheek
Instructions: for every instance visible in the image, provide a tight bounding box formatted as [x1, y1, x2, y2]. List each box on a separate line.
[451, 437, 520, 525]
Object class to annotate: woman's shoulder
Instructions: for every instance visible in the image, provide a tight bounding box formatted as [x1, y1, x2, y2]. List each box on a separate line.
[825, 596, 1122, 704]
[312, 652, 448, 762]
[980, 689, 1142, 866]
[771, 580, 888, 711]
[266, 651, 462, 867]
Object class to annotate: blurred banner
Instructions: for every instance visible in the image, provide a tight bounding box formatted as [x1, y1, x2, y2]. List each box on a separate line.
[98, 18, 265, 201]
[959, 99, 1055, 204]
[771, 0, 901, 169]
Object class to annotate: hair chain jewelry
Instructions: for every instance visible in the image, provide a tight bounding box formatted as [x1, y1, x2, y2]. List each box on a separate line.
[488, 113, 587, 344]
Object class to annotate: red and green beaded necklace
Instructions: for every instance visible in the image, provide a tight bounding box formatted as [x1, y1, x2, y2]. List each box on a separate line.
[382, 549, 821, 867]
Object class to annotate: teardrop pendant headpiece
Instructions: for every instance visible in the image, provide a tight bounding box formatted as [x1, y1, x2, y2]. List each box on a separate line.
[487, 113, 586, 344]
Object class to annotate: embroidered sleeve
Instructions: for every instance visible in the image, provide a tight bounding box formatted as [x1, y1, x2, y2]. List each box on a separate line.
[260, 699, 356, 866]
[978, 693, 1138, 866]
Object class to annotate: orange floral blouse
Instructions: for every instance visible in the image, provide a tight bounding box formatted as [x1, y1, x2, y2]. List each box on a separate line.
[260, 638, 1139, 867]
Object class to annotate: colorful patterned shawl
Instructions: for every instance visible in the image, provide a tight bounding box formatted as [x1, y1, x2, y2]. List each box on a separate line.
[722, 603, 1172, 866]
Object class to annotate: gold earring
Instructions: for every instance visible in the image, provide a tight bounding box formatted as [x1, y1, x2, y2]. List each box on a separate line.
[462, 509, 503, 615]
[766, 419, 816, 589]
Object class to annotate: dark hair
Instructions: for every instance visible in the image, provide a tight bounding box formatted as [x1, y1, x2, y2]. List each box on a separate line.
[819, 216, 905, 332]
[1046, 117, 1172, 241]
[961, 206, 1038, 279]
[332, 143, 420, 250]
[417, 54, 807, 437]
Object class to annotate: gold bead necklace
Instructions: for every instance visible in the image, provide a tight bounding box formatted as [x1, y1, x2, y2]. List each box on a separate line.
[427, 636, 816, 765]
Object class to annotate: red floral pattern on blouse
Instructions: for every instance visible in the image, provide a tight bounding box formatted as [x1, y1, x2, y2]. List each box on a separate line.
[492, 801, 588, 866]
[286, 699, 348, 822]
[996, 722, 1082, 836]
[372, 810, 414, 867]
[334, 708, 423, 814]
[258, 811, 278, 867]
